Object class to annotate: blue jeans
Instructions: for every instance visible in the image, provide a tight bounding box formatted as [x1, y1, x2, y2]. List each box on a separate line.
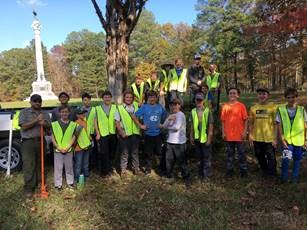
[225, 141, 247, 172]
[74, 149, 90, 182]
[281, 145, 303, 182]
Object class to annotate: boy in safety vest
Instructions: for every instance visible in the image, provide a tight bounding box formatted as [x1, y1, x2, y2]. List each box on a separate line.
[145, 71, 162, 103]
[132, 90, 167, 175]
[206, 64, 223, 113]
[276, 88, 307, 183]
[81, 93, 97, 170]
[95, 91, 117, 178]
[131, 74, 145, 107]
[220, 87, 248, 177]
[249, 88, 277, 179]
[51, 105, 78, 190]
[74, 108, 92, 183]
[190, 92, 214, 180]
[115, 90, 141, 177]
[160, 62, 174, 109]
[168, 58, 188, 107]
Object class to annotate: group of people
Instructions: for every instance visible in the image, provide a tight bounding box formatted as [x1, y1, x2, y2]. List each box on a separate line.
[18, 56, 307, 198]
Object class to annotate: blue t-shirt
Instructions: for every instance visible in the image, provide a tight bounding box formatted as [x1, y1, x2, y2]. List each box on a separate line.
[135, 103, 167, 136]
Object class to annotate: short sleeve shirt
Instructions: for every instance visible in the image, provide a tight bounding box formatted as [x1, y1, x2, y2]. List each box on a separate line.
[220, 101, 248, 141]
[249, 103, 277, 142]
[19, 107, 50, 139]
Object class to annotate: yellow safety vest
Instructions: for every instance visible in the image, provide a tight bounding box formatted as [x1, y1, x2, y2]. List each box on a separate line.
[76, 124, 92, 150]
[131, 82, 144, 103]
[13, 110, 21, 130]
[146, 79, 160, 91]
[51, 121, 77, 152]
[117, 103, 140, 136]
[278, 105, 305, 146]
[206, 72, 220, 90]
[95, 104, 116, 137]
[162, 70, 169, 92]
[169, 68, 188, 92]
[191, 107, 210, 143]
[86, 107, 96, 135]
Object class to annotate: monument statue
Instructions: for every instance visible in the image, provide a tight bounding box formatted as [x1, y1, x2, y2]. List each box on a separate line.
[26, 11, 57, 101]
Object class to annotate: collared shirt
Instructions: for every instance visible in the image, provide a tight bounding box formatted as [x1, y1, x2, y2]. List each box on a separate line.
[19, 107, 50, 139]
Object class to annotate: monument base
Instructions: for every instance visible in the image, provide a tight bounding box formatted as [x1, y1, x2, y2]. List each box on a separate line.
[25, 80, 58, 101]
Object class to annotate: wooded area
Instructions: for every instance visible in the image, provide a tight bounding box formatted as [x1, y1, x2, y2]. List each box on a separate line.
[0, 0, 306, 101]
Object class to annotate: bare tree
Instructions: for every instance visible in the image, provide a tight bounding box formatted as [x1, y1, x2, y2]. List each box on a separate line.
[91, 0, 146, 103]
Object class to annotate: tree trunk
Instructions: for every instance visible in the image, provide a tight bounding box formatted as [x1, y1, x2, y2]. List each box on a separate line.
[107, 34, 129, 104]
[233, 53, 238, 88]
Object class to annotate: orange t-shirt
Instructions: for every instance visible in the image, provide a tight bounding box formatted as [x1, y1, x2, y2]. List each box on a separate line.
[220, 101, 248, 141]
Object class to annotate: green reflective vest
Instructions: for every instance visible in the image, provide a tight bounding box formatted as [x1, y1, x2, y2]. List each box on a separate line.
[86, 107, 96, 135]
[76, 124, 91, 150]
[278, 105, 305, 146]
[162, 70, 169, 92]
[117, 103, 140, 136]
[206, 72, 220, 90]
[191, 107, 210, 143]
[146, 78, 160, 91]
[96, 104, 116, 137]
[13, 110, 21, 130]
[169, 68, 188, 92]
[51, 121, 77, 152]
[131, 82, 144, 103]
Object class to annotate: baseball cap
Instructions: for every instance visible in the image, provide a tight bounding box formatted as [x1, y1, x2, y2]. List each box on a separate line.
[195, 93, 204, 100]
[194, 53, 201, 60]
[75, 107, 87, 115]
[30, 94, 42, 102]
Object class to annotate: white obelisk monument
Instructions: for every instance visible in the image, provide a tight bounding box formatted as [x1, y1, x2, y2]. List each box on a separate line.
[28, 11, 57, 100]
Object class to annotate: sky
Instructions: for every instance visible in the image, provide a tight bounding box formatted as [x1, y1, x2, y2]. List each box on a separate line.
[0, 0, 199, 52]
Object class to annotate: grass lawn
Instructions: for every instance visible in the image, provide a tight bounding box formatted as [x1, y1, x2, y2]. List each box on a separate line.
[2, 153, 307, 229]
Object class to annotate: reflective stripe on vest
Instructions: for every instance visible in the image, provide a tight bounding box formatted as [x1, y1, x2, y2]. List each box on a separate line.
[191, 107, 209, 143]
[117, 103, 140, 136]
[169, 68, 187, 92]
[77, 124, 92, 149]
[96, 104, 116, 137]
[278, 105, 305, 146]
[146, 79, 160, 91]
[206, 72, 220, 89]
[13, 110, 21, 130]
[51, 121, 77, 152]
[86, 107, 96, 135]
[131, 82, 144, 103]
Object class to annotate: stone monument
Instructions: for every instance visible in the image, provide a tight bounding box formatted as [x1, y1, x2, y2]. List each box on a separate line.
[27, 11, 57, 100]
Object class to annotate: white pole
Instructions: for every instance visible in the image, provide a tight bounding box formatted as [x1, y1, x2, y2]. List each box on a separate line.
[6, 118, 13, 177]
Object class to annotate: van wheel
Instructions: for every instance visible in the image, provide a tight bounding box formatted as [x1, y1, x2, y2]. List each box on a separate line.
[0, 140, 22, 171]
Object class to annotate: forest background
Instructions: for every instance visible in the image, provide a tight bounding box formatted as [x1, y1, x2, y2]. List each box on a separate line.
[0, 0, 306, 101]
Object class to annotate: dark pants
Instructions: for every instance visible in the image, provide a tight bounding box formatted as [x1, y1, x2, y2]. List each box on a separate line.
[144, 135, 162, 172]
[170, 90, 184, 107]
[74, 149, 90, 182]
[253, 141, 276, 177]
[195, 141, 212, 178]
[225, 141, 247, 172]
[89, 134, 98, 170]
[21, 138, 42, 192]
[165, 143, 190, 179]
[98, 134, 117, 176]
[120, 135, 140, 171]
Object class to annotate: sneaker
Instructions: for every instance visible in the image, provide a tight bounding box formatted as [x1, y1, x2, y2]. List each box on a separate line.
[67, 184, 74, 190]
[55, 186, 62, 191]
[133, 169, 141, 176]
[24, 191, 33, 198]
[144, 169, 151, 176]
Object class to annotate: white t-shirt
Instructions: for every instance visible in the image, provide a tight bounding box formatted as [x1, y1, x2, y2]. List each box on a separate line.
[163, 111, 186, 144]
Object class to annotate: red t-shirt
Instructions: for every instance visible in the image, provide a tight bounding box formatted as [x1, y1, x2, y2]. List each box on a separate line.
[220, 101, 248, 141]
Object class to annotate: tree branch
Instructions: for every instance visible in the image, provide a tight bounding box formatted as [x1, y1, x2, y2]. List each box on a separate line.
[91, 0, 108, 31]
[126, 0, 146, 37]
